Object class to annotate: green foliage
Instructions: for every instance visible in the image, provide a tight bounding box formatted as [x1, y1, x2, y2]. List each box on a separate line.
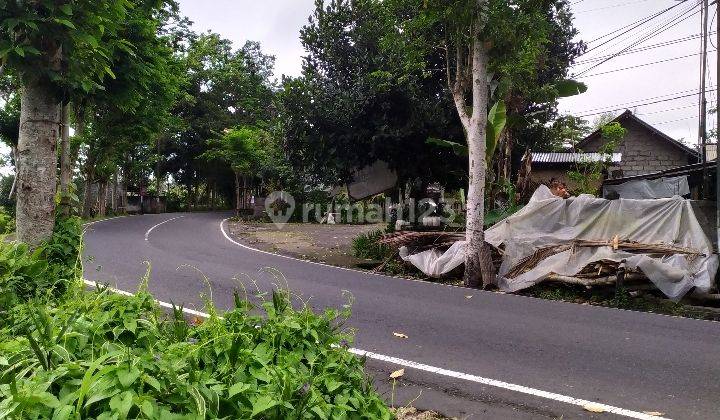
[0, 206, 12, 234]
[0, 285, 392, 419]
[568, 122, 626, 195]
[383, 0, 585, 158]
[352, 230, 392, 260]
[166, 33, 277, 206]
[280, 0, 466, 188]
[485, 101, 507, 163]
[0, 216, 81, 308]
[0, 90, 19, 147]
[553, 79, 588, 98]
[425, 99, 507, 164]
[204, 127, 269, 177]
[0, 0, 135, 94]
[0, 175, 13, 217]
[0, 213, 391, 418]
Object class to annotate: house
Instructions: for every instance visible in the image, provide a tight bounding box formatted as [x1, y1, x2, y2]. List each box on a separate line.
[528, 152, 622, 189]
[527, 110, 699, 189]
[575, 110, 698, 178]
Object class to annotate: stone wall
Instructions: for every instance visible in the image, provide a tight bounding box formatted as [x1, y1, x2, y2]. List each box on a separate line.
[580, 119, 692, 177]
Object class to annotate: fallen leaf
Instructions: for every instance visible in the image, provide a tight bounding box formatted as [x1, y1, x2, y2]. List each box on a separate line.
[393, 332, 409, 339]
[583, 403, 606, 413]
[643, 412, 665, 417]
[390, 368, 404, 379]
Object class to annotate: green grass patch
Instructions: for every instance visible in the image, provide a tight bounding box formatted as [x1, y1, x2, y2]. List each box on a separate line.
[524, 283, 720, 321]
[351, 230, 392, 261]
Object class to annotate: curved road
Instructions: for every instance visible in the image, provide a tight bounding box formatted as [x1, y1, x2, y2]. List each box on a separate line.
[83, 212, 720, 419]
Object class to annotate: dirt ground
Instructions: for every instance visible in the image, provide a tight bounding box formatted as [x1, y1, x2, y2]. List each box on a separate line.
[227, 221, 386, 267]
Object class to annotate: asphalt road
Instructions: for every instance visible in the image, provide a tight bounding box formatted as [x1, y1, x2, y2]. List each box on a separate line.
[83, 212, 720, 419]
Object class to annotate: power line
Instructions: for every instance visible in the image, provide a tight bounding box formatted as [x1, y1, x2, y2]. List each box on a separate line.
[577, 86, 716, 113]
[636, 103, 699, 116]
[578, 50, 716, 78]
[575, 0, 655, 15]
[575, 89, 716, 118]
[577, 0, 702, 65]
[573, 32, 716, 65]
[651, 115, 697, 125]
[582, 0, 690, 47]
[575, 1, 703, 76]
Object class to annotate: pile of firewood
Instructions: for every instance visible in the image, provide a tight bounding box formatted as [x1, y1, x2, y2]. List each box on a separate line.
[505, 237, 703, 286]
[378, 231, 465, 252]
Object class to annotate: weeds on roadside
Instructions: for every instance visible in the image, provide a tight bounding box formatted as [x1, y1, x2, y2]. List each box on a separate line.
[352, 230, 392, 261]
[0, 278, 392, 418]
[0, 219, 393, 419]
[0, 216, 81, 310]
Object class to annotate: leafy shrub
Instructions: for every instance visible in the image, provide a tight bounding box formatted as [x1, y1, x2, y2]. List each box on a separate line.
[0, 207, 12, 234]
[0, 285, 392, 419]
[0, 216, 81, 308]
[352, 230, 392, 260]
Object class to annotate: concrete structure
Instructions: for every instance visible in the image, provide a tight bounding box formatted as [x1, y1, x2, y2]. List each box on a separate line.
[576, 110, 698, 178]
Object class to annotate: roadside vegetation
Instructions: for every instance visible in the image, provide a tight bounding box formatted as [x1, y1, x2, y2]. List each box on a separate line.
[525, 283, 720, 321]
[0, 217, 393, 418]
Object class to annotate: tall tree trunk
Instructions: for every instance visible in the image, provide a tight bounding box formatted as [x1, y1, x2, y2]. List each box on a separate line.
[16, 79, 60, 246]
[98, 181, 107, 217]
[69, 105, 85, 175]
[155, 136, 162, 214]
[234, 171, 241, 217]
[242, 176, 248, 210]
[210, 181, 217, 211]
[81, 157, 96, 219]
[59, 104, 72, 216]
[120, 160, 130, 212]
[112, 171, 118, 213]
[446, 11, 495, 288]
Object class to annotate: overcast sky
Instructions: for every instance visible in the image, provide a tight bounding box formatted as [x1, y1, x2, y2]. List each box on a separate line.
[559, 0, 717, 145]
[177, 0, 716, 146]
[1, 0, 715, 174]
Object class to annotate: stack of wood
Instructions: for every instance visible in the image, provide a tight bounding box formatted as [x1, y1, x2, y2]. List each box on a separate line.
[505, 237, 703, 286]
[378, 231, 465, 252]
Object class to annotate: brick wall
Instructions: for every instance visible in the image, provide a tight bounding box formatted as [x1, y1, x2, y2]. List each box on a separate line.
[580, 119, 692, 177]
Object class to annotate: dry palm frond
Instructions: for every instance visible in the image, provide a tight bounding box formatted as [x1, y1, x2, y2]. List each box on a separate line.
[378, 231, 465, 251]
[506, 239, 703, 279]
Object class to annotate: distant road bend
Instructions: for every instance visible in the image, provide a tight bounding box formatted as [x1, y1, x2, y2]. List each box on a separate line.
[83, 212, 720, 419]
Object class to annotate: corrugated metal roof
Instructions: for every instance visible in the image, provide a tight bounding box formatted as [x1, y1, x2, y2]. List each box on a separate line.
[532, 152, 622, 164]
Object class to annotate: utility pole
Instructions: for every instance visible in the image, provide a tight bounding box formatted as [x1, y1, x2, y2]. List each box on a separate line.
[156, 136, 162, 214]
[716, 0, 720, 250]
[700, 0, 709, 198]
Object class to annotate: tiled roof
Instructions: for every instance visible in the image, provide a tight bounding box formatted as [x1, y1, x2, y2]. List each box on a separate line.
[532, 152, 622, 164]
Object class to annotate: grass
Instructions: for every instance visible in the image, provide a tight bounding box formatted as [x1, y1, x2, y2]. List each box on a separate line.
[524, 283, 720, 321]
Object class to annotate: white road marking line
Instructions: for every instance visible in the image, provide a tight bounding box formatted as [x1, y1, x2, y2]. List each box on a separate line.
[219, 218, 445, 285]
[219, 218, 720, 325]
[81, 277, 670, 420]
[144, 216, 185, 241]
[349, 348, 670, 420]
[82, 279, 210, 318]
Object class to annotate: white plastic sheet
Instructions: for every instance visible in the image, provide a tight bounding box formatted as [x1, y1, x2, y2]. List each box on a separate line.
[603, 175, 690, 199]
[399, 241, 466, 277]
[400, 186, 717, 300]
